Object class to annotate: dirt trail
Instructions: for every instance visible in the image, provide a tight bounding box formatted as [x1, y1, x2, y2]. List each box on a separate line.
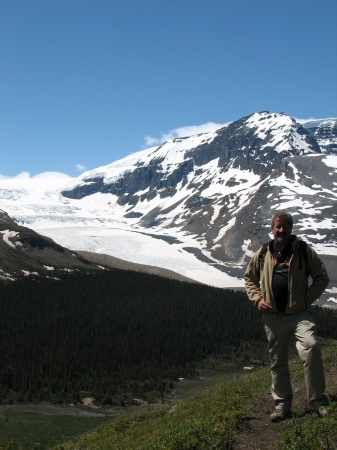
[235, 367, 337, 449]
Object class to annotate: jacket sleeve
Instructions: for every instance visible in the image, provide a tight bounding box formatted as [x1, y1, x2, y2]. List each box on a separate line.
[305, 245, 329, 305]
[244, 250, 263, 307]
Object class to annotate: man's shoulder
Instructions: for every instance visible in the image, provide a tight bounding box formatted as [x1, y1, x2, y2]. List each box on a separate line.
[258, 240, 273, 255]
[298, 240, 308, 251]
[295, 238, 315, 257]
[258, 242, 269, 256]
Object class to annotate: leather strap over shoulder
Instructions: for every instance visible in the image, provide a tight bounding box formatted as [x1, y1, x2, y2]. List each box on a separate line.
[257, 242, 269, 279]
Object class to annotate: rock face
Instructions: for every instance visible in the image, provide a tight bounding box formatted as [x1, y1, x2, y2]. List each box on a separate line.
[62, 112, 321, 202]
[0, 111, 336, 287]
[59, 111, 337, 270]
[302, 118, 337, 154]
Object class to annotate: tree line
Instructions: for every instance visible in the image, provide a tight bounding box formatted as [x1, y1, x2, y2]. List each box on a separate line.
[0, 269, 336, 404]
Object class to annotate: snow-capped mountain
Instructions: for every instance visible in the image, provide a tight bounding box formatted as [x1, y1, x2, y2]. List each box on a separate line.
[302, 118, 337, 154]
[1, 111, 336, 300]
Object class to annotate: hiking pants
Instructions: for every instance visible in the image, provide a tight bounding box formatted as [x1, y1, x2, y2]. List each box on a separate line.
[262, 310, 328, 412]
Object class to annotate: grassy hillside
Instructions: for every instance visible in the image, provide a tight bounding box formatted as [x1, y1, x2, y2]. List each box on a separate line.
[0, 412, 112, 450]
[1, 267, 337, 449]
[34, 341, 336, 450]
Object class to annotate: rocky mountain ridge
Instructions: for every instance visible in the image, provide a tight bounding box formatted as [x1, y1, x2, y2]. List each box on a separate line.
[59, 111, 336, 265]
[302, 118, 337, 154]
[0, 111, 336, 301]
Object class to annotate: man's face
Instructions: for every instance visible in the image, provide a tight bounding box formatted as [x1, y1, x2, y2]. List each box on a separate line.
[271, 217, 292, 248]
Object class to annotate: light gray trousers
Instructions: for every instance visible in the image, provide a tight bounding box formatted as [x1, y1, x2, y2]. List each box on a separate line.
[262, 309, 328, 412]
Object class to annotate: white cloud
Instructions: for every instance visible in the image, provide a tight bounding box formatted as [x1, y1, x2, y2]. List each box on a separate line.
[76, 164, 87, 172]
[0, 171, 71, 180]
[33, 171, 72, 179]
[144, 135, 161, 146]
[0, 171, 31, 180]
[143, 121, 231, 148]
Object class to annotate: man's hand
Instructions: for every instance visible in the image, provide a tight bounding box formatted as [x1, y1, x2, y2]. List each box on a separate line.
[257, 300, 273, 313]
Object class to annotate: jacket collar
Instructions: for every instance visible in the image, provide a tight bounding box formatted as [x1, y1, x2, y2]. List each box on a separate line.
[268, 235, 298, 252]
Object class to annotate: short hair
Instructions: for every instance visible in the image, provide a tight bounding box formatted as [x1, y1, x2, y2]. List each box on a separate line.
[271, 211, 293, 229]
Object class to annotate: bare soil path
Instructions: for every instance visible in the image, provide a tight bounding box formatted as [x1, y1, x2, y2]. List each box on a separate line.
[234, 367, 337, 449]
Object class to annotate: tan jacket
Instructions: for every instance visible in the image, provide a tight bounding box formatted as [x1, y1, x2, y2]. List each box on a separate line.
[244, 237, 329, 314]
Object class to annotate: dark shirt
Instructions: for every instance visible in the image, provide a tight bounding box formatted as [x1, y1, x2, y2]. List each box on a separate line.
[272, 242, 293, 313]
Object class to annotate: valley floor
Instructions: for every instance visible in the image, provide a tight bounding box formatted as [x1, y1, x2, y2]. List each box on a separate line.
[1, 342, 337, 449]
[54, 341, 337, 449]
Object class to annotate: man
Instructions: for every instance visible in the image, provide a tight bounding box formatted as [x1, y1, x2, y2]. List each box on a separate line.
[244, 211, 329, 422]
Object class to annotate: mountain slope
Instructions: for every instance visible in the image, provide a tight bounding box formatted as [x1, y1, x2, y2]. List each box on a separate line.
[0, 209, 100, 280]
[0, 111, 336, 295]
[77, 250, 201, 284]
[49, 343, 337, 450]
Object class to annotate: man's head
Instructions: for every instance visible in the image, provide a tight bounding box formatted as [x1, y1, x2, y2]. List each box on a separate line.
[271, 212, 293, 249]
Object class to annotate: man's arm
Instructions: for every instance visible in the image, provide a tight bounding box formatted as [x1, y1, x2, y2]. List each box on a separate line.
[244, 252, 265, 307]
[305, 246, 329, 305]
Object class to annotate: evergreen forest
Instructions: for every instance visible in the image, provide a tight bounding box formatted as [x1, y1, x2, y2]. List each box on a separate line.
[1, 269, 337, 405]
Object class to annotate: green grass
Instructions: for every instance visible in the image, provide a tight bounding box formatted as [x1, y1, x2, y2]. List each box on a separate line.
[50, 340, 337, 450]
[271, 340, 337, 450]
[2, 341, 337, 449]
[48, 366, 272, 449]
[271, 403, 337, 450]
[0, 412, 111, 449]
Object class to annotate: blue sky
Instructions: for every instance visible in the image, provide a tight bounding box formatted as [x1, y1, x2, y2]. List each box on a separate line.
[1, 0, 337, 179]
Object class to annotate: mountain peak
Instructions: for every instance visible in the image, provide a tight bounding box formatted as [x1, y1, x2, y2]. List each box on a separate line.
[0, 111, 336, 295]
